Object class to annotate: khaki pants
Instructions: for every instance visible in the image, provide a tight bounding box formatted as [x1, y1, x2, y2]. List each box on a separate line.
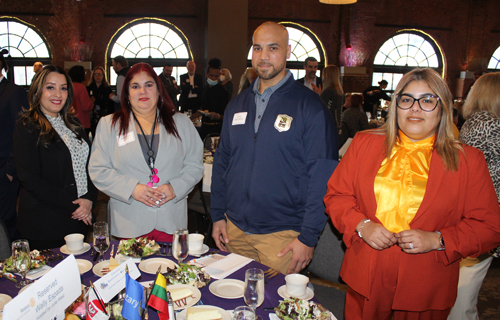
[226, 219, 299, 274]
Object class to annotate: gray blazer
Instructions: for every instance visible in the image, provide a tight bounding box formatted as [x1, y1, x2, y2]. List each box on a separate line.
[89, 112, 204, 238]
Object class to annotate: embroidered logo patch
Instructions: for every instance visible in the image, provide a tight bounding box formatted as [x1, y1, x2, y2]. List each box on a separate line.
[274, 114, 293, 132]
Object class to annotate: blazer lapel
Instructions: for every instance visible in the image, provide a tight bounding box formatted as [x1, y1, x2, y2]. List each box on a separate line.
[410, 148, 445, 226]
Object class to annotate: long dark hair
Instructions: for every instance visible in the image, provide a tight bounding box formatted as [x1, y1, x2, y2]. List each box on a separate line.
[111, 63, 179, 138]
[21, 65, 82, 147]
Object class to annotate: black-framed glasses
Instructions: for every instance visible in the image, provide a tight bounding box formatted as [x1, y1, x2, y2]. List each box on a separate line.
[396, 94, 440, 112]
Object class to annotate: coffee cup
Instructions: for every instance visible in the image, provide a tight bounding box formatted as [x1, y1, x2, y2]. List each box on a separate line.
[285, 274, 309, 297]
[64, 233, 84, 252]
[188, 233, 204, 252]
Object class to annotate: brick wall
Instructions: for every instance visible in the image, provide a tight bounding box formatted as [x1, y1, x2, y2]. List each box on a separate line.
[2, 0, 500, 95]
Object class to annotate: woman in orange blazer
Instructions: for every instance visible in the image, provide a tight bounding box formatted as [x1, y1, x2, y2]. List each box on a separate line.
[324, 68, 500, 320]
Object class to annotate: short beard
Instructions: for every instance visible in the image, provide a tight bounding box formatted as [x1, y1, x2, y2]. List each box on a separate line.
[256, 64, 285, 81]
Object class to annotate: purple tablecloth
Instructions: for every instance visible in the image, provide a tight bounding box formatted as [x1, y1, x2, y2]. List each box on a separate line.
[1, 241, 293, 319]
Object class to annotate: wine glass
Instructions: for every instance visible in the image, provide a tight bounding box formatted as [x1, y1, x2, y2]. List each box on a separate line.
[233, 306, 255, 320]
[244, 268, 265, 311]
[12, 239, 31, 288]
[93, 221, 109, 262]
[172, 228, 189, 264]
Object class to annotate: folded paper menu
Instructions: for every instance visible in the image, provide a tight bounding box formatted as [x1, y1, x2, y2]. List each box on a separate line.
[202, 253, 253, 280]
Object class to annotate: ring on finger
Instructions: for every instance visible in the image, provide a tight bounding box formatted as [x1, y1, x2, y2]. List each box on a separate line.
[409, 242, 414, 249]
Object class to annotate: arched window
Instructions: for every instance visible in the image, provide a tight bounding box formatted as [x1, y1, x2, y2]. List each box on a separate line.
[107, 18, 193, 85]
[487, 46, 500, 70]
[247, 22, 326, 80]
[0, 17, 51, 86]
[372, 30, 444, 90]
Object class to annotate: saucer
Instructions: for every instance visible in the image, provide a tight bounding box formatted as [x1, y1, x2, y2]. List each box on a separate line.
[60, 242, 91, 255]
[277, 285, 314, 300]
[189, 244, 209, 256]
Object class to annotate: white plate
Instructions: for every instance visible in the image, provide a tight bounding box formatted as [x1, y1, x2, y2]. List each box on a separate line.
[277, 285, 314, 301]
[209, 279, 244, 299]
[198, 110, 211, 116]
[189, 244, 209, 256]
[167, 284, 201, 311]
[60, 243, 91, 255]
[0, 294, 12, 312]
[18, 283, 32, 294]
[138, 258, 177, 274]
[177, 305, 231, 320]
[76, 259, 93, 274]
[92, 260, 111, 277]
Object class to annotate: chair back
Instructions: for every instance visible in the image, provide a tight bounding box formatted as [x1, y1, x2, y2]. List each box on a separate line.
[203, 133, 220, 151]
[308, 219, 345, 283]
[0, 220, 11, 260]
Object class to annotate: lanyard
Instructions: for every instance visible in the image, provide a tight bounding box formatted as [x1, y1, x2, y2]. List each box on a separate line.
[133, 111, 158, 176]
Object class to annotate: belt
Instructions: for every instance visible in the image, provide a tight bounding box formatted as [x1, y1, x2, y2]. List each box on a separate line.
[202, 122, 222, 125]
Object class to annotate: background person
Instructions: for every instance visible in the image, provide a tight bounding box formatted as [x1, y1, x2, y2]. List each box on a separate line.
[159, 64, 180, 109]
[320, 65, 344, 140]
[363, 79, 391, 117]
[448, 72, 500, 320]
[179, 60, 203, 113]
[325, 68, 500, 319]
[297, 57, 322, 93]
[89, 63, 203, 242]
[109, 55, 130, 112]
[237, 67, 258, 94]
[220, 68, 233, 98]
[0, 49, 29, 241]
[87, 66, 113, 137]
[341, 94, 369, 138]
[68, 65, 94, 135]
[13, 65, 97, 250]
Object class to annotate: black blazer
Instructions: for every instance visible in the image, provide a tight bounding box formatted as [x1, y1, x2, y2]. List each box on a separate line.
[0, 77, 28, 179]
[297, 76, 323, 89]
[13, 117, 98, 241]
[178, 73, 203, 112]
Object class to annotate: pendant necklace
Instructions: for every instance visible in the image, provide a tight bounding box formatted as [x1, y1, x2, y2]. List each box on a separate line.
[133, 111, 159, 187]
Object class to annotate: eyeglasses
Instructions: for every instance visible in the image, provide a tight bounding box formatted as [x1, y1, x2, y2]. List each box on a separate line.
[94, 73, 103, 76]
[396, 94, 440, 112]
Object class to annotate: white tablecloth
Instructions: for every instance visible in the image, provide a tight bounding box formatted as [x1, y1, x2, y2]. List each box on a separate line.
[202, 162, 212, 192]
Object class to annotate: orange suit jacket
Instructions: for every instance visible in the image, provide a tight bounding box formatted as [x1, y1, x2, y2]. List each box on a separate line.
[325, 132, 500, 311]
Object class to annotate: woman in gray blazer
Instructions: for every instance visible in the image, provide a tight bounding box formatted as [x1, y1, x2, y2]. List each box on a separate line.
[89, 63, 203, 241]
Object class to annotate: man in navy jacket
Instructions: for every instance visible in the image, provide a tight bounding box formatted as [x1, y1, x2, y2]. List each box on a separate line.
[210, 22, 338, 274]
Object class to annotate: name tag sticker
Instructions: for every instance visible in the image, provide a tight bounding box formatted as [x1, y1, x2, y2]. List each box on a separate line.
[117, 131, 135, 147]
[232, 112, 248, 126]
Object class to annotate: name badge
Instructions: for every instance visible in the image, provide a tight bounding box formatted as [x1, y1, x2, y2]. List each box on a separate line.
[117, 131, 135, 147]
[274, 114, 293, 132]
[232, 112, 248, 125]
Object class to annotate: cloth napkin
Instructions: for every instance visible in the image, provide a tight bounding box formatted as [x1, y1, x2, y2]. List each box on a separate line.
[25, 265, 52, 280]
[202, 253, 253, 280]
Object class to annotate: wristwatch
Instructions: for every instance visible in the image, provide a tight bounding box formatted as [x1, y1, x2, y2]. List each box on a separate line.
[435, 231, 445, 251]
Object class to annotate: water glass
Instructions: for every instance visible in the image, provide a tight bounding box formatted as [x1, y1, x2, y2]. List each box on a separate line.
[244, 268, 265, 309]
[172, 228, 189, 264]
[93, 221, 110, 262]
[12, 239, 31, 288]
[233, 306, 256, 320]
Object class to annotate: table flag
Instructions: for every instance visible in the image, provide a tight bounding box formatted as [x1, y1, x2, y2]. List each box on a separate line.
[147, 272, 170, 320]
[121, 273, 145, 320]
[86, 287, 109, 320]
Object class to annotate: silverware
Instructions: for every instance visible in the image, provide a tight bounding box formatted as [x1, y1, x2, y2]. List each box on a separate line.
[48, 249, 64, 261]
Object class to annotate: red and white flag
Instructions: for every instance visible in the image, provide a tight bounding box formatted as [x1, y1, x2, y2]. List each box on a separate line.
[86, 288, 109, 320]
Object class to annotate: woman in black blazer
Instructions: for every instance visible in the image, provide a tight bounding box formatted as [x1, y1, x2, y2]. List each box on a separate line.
[13, 65, 98, 250]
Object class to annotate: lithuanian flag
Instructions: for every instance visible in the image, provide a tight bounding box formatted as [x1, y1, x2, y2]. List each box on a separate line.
[147, 272, 170, 320]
